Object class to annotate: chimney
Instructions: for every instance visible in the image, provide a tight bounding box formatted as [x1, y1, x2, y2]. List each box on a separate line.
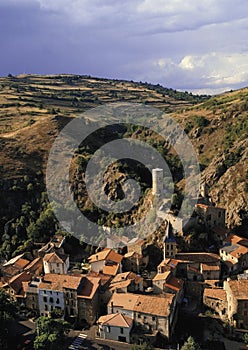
[111, 301, 114, 313]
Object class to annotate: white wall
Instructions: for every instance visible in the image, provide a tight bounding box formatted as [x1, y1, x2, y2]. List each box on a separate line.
[38, 289, 64, 316]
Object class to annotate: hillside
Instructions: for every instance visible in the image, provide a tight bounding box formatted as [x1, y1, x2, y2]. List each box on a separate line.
[0, 74, 247, 259]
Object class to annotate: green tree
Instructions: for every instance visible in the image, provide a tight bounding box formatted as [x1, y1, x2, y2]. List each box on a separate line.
[34, 316, 70, 350]
[181, 336, 201, 350]
[0, 289, 18, 349]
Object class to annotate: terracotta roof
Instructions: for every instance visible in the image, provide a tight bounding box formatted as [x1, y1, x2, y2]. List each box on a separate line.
[109, 279, 132, 291]
[201, 263, 220, 271]
[225, 234, 248, 246]
[176, 252, 220, 263]
[229, 245, 248, 259]
[102, 264, 119, 276]
[204, 288, 227, 301]
[77, 276, 100, 299]
[205, 280, 220, 288]
[108, 292, 174, 317]
[89, 249, 123, 264]
[134, 294, 174, 317]
[98, 313, 132, 327]
[24, 257, 42, 272]
[164, 275, 184, 292]
[153, 271, 171, 281]
[39, 274, 83, 291]
[8, 272, 32, 295]
[158, 259, 180, 269]
[43, 252, 68, 264]
[226, 280, 248, 300]
[111, 272, 142, 284]
[124, 251, 142, 259]
[87, 271, 112, 287]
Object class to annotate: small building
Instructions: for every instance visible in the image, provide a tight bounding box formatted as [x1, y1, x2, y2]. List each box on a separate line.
[122, 251, 145, 274]
[2, 271, 32, 303]
[109, 272, 143, 294]
[107, 292, 177, 339]
[195, 204, 226, 230]
[97, 313, 133, 343]
[43, 252, 69, 275]
[152, 271, 171, 294]
[224, 279, 248, 329]
[220, 244, 248, 274]
[127, 237, 146, 256]
[1, 254, 30, 280]
[88, 248, 123, 276]
[203, 288, 227, 321]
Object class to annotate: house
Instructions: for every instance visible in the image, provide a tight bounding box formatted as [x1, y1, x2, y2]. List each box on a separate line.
[195, 203, 226, 230]
[127, 237, 146, 256]
[122, 251, 144, 274]
[77, 275, 101, 325]
[24, 257, 43, 276]
[157, 258, 180, 275]
[27, 273, 100, 325]
[88, 248, 123, 276]
[97, 313, 133, 343]
[176, 252, 221, 281]
[43, 252, 69, 275]
[2, 271, 32, 302]
[107, 292, 177, 339]
[109, 272, 143, 294]
[203, 288, 228, 321]
[224, 279, 248, 329]
[220, 244, 248, 274]
[1, 254, 30, 280]
[152, 271, 171, 294]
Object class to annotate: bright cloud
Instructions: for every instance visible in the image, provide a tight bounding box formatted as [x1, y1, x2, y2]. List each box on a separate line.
[0, 0, 248, 94]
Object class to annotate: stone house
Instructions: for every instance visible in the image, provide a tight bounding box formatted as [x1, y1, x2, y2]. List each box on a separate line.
[107, 292, 177, 339]
[122, 251, 144, 274]
[43, 252, 69, 275]
[1, 254, 30, 281]
[152, 271, 171, 294]
[203, 288, 228, 321]
[127, 237, 146, 256]
[195, 203, 226, 230]
[220, 234, 248, 275]
[88, 248, 123, 276]
[2, 271, 32, 303]
[24, 273, 100, 325]
[97, 313, 133, 343]
[224, 279, 248, 329]
[109, 272, 143, 294]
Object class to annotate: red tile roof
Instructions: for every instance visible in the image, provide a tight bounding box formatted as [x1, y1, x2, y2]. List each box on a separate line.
[98, 313, 132, 327]
[89, 248, 123, 264]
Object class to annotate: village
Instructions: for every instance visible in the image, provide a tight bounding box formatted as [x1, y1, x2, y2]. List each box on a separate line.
[1, 169, 248, 350]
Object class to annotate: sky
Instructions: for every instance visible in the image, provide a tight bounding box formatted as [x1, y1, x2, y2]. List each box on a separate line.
[1, 0, 248, 95]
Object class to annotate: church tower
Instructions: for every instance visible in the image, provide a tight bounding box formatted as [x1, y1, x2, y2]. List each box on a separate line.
[163, 221, 177, 259]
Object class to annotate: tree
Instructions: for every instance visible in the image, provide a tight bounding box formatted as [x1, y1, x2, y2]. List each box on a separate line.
[0, 289, 18, 349]
[181, 336, 201, 350]
[131, 342, 153, 350]
[34, 316, 70, 350]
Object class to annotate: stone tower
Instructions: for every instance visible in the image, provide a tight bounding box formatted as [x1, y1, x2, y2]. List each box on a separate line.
[152, 168, 163, 196]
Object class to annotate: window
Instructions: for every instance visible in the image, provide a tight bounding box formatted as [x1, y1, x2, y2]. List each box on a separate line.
[244, 311, 248, 316]
[43, 296, 47, 302]
[120, 327, 123, 334]
[49, 297, 54, 303]
[245, 302, 248, 308]
[45, 304, 48, 311]
[106, 326, 111, 333]
[137, 314, 141, 318]
[218, 211, 222, 218]
[152, 316, 155, 321]
[56, 298, 60, 304]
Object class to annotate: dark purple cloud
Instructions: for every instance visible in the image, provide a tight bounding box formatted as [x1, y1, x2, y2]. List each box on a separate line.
[1, 0, 248, 94]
